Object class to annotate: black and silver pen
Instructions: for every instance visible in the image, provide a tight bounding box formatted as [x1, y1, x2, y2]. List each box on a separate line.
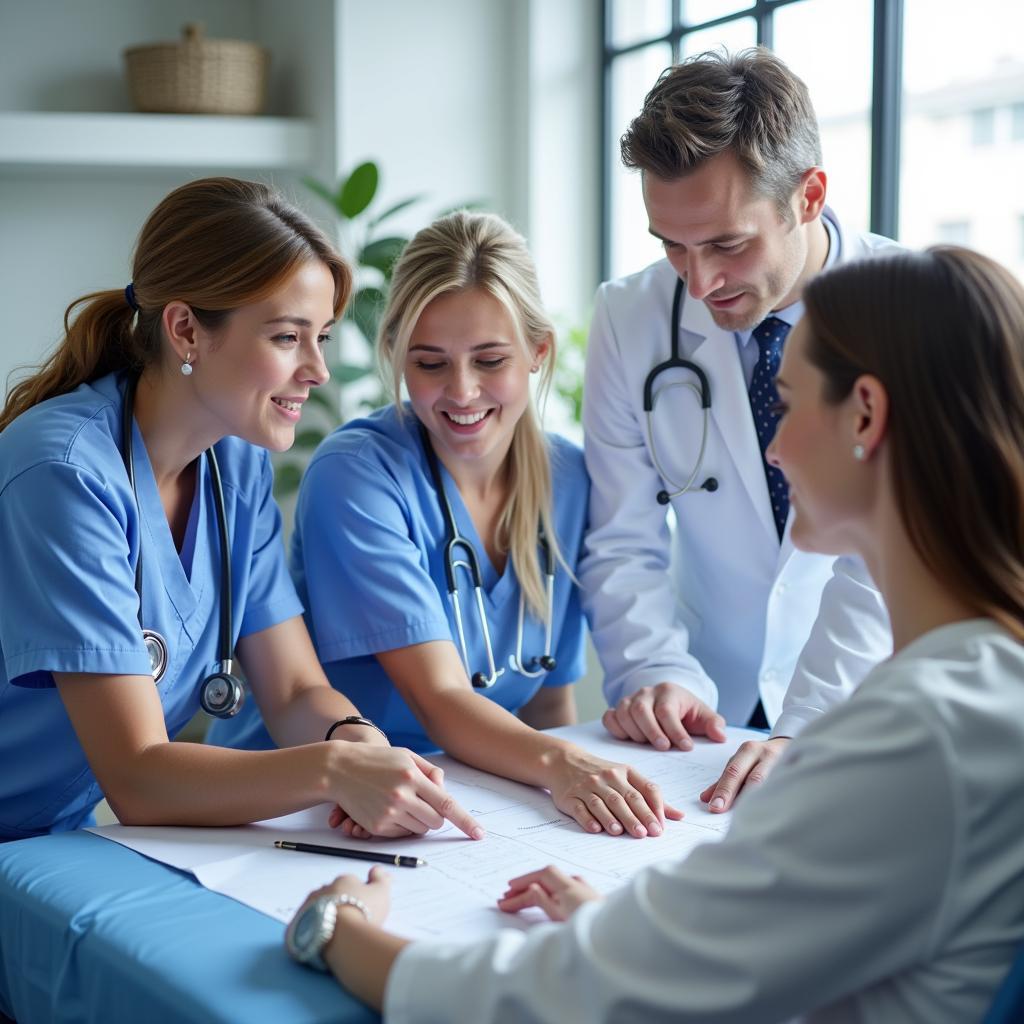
[273, 840, 426, 868]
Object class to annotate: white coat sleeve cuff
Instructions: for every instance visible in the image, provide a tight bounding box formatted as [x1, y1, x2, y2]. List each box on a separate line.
[770, 706, 820, 739]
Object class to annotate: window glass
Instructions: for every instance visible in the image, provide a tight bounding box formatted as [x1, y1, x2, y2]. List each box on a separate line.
[608, 41, 674, 280]
[1012, 103, 1024, 140]
[901, 0, 1024, 281]
[773, 0, 873, 237]
[610, 0, 672, 51]
[681, 16, 756, 60]
[680, 0, 751, 28]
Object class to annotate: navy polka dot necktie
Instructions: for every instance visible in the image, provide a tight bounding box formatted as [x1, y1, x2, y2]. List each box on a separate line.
[749, 316, 790, 540]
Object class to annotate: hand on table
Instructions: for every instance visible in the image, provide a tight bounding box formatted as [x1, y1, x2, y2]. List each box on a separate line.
[699, 736, 790, 812]
[296, 866, 393, 928]
[602, 682, 728, 752]
[498, 865, 602, 921]
[327, 745, 483, 840]
[545, 745, 683, 837]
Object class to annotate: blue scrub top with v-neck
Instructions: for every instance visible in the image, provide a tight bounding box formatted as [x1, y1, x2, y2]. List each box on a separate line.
[208, 403, 589, 754]
[0, 371, 303, 840]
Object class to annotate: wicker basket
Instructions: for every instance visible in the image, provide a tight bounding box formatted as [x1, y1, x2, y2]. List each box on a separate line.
[124, 23, 269, 115]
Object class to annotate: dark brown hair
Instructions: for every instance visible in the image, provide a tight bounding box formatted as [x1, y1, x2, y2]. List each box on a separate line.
[621, 47, 821, 212]
[1, 177, 351, 431]
[803, 246, 1024, 639]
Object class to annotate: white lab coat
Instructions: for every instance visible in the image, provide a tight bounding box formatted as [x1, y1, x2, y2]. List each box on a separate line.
[579, 209, 899, 730]
[385, 620, 1024, 1024]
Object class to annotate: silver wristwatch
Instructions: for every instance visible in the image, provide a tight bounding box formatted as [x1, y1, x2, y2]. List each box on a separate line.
[285, 894, 371, 972]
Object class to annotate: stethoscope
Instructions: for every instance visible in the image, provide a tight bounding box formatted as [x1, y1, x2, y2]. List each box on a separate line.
[419, 424, 556, 689]
[644, 278, 720, 504]
[120, 375, 245, 718]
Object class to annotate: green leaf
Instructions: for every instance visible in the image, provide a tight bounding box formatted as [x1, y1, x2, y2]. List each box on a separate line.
[302, 177, 337, 211]
[293, 429, 326, 450]
[330, 362, 374, 384]
[349, 286, 385, 344]
[272, 462, 303, 498]
[338, 162, 379, 218]
[360, 236, 407, 277]
[367, 195, 425, 230]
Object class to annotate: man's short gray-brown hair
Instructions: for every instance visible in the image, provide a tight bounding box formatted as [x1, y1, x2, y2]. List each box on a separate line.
[621, 47, 822, 213]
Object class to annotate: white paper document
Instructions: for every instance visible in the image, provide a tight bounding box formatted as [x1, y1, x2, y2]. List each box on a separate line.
[88, 721, 758, 941]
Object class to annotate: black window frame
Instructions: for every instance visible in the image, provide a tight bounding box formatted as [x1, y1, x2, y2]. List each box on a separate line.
[600, 0, 904, 278]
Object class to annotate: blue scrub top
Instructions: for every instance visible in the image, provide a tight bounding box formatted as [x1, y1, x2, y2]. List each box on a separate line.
[209, 404, 589, 754]
[0, 372, 303, 839]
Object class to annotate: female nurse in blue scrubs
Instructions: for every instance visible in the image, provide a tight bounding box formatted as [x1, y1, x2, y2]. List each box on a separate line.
[210, 211, 678, 839]
[0, 177, 480, 843]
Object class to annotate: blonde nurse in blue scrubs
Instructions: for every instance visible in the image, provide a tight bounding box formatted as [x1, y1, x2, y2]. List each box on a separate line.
[0, 178, 480, 843]
[211, 212, 677, 839]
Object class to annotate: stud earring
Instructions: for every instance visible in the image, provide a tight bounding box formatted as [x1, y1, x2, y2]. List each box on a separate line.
[853, 444, 866, 461]
[181, 353, 194, 377]
[530, 365, 540, 374]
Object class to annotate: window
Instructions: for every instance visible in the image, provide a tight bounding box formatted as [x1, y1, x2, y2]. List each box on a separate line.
[604, 1, 1024, 284]
[602, 0, 879, 280]
[936, 221, 971, 245]
[1012, 103, 1024, 140]
[970, 108, 996, 146]
[900, 0, 1024, 281]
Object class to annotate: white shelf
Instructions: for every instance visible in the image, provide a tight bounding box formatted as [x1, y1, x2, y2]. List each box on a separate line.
[0, 111, 316, 171]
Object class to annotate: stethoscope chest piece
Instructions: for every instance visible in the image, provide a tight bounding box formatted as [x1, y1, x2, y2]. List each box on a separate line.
[144, 629, 168, 683]
[199, 665, 245, 718]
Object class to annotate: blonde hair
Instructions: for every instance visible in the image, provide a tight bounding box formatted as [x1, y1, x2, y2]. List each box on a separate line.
[1, 177, 351, 431]
[378, 210, 560, 619]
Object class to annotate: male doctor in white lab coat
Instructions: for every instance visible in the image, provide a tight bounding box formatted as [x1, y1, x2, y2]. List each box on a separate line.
[581, 47, 897, 806]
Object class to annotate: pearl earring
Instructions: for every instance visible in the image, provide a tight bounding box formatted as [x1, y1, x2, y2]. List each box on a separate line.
[853, 444, 866, 461]
[181, 353, 194, 377]
[530, 365, 540, 374]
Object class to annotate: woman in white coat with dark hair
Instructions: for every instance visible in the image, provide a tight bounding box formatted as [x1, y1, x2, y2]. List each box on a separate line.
[286, 245, 1024, 1023]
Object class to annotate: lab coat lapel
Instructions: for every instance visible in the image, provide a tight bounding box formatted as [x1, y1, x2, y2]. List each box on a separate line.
[681, 295, 778, 544]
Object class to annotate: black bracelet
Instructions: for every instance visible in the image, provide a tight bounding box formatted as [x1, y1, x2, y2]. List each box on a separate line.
[325, 716, 387, 742]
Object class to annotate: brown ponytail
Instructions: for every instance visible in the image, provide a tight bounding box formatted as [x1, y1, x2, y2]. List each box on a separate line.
[1, 177, 350, 432]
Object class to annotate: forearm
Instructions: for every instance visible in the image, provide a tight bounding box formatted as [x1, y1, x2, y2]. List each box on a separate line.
[108, 740, 346, 827]
[518, 687, 577, 730]
[325, 913, 408, 1011]
[420, 689, 577, 790]
[260, 682, 369, 749]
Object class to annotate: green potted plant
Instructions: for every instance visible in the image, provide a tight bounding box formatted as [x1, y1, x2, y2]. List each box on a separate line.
[273, 160, 427, 497]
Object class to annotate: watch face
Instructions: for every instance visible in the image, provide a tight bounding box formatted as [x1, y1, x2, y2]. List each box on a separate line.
[287, 897, 334, 971]
[293, 904, 321, 948]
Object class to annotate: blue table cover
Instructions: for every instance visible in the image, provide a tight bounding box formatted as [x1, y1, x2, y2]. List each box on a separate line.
[0, 831, 379, 1024]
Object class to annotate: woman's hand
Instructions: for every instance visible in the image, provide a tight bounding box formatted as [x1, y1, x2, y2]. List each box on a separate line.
[699, 736, 790, 812]
[497, 865, 602, 921]
[297, 867, 393, 929]
[543, 745, 683, 837]
[327, 744, 484, 839]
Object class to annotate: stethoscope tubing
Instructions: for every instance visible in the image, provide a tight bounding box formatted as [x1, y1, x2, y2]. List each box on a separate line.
[643, 279, 719, 503]
[419, 422, 555, 688]
[120, 374, 241, 716]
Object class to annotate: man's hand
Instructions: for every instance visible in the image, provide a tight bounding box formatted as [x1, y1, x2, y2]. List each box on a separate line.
[602, 682, 727, 751]
[699, 737, 791, 812]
